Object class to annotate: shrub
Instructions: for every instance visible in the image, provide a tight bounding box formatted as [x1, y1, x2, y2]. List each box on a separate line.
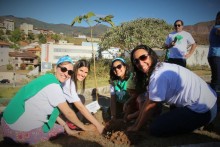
[28, 65, 33, 70]
[7, 64, 13, 70]
[20, 63, 27, 70]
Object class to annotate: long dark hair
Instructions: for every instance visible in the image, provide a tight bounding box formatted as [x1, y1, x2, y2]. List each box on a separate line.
[72, 59, 90, 93]
[130, 45, 160, 93]
[215, 11, 220, 25]
[109, 58, 130, 84]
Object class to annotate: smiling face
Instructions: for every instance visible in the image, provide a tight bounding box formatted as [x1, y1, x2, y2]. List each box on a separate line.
[133, 49, 152, 74]
[55, 62, 74, 83]
[77, 66, 89, 82]
[112, 61, 126, 79]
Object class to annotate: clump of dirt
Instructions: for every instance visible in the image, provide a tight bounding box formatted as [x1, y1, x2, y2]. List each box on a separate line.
[103, 119, 130, 145]
[102, 119, 146, 145]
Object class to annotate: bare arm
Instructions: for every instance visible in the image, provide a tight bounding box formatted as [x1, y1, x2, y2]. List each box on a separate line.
[58, 102, 88, 131]
[185, 43, 197, 58]
[127, 99, 159, 131]
[56, 116, 80, 135]
[74, 101, 104, 134]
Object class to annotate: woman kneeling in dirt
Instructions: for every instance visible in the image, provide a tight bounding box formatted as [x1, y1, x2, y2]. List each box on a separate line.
[62, 59, 104, 132]
[127, 45, 217, 136]
[1, 55, 103, 145]
[109, 58, 131, 120]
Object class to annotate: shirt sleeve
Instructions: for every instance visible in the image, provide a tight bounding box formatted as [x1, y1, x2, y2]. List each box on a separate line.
[62, 78, 80, 103]
[187, 32, 195, 45]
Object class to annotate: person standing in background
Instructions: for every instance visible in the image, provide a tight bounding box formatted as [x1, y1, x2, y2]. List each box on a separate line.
[164, 20, 197, 67]
[208, 11, 220, 96]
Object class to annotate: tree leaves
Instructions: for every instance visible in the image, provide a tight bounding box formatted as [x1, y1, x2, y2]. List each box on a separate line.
[99, 18, 173, 53]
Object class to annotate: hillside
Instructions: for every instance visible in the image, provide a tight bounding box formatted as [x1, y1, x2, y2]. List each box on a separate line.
[0, 15, 109, 37]
[0, 15, 215, 45]
[184, 20, 215, 45]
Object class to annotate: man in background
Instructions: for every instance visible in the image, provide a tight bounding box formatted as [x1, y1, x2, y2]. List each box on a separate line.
[164, 20, 197, 67]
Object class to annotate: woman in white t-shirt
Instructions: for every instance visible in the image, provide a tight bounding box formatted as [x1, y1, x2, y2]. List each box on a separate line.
[127, 45, 217, 137]
[62, 59, 104, 133]
[1, 55, 98, 145]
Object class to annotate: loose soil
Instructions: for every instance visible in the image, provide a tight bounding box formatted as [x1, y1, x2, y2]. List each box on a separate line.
[0, 95, 220, 146]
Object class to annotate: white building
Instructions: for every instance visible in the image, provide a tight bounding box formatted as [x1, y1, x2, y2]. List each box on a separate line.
[0, 41, 11, 66]
[3, 19, 14, 31]
[20, 23, 33, 35]
[101, 47, 120, 59]
[41, 41, 99, 73]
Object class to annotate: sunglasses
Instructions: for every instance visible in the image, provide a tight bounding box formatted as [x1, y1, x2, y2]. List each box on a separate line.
[58, 66, 74, 76]
[174, 24, 182, 27]
[133, 54, 149, 65]
[112, 64, 123, 71]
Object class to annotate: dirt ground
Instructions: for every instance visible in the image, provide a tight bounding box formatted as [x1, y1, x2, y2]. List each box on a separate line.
[0, 95, 220, 147]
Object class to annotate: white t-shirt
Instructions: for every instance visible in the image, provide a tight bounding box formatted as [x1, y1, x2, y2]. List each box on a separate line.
[165, 31, 195, 59]
[62, 78, 81, 103]
[149, 63, 217, 113]
[9, 84, 66, 131]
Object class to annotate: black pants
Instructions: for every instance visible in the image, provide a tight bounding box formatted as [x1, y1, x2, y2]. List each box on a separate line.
[168, 58, 186, 67]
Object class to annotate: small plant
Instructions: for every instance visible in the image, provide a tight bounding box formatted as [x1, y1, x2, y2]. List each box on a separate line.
[7, 64, 13, 70]
[28, 65, 33, 70]
[20, 63, 27, 70]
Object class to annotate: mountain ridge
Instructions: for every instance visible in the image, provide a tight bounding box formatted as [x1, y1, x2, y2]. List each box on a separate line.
[0, 15, 109, 37]
[0, 15, 215, 44]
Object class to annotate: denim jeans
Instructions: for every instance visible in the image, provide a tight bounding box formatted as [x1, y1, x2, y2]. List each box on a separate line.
[208, 56, 220, 89]
[149, 104, 216, 137]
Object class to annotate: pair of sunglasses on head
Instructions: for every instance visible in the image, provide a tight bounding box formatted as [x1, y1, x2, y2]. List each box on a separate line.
[58, 65, 74, 76]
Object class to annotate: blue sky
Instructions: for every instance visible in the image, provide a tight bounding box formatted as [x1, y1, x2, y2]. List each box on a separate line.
[0, 0, 219, 27]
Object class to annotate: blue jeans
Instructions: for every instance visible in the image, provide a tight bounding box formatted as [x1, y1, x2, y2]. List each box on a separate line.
[149, 104, 216, 137]
[208, 56, 220, 88]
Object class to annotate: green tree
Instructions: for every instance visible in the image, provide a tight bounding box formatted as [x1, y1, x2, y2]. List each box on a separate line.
[0, 30, 6, 41]
[99, 18, 173, 53]
[7, 64, 13, 70]
[51, 34, 61, 43]
[71, 12, 115, 100]
[6, 30, 11, 35]
[9, 29, 23, 43]
[27, 33, 35, 42]
[38, 33, 46, 44]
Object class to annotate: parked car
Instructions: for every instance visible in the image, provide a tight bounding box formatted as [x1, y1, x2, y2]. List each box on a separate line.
[0, 79, 10, 83]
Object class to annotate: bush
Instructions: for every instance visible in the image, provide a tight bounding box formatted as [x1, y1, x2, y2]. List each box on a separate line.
[20, 63, 27, 70]
[7, 64, 13, 70]
[28, 65, 33, 70]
